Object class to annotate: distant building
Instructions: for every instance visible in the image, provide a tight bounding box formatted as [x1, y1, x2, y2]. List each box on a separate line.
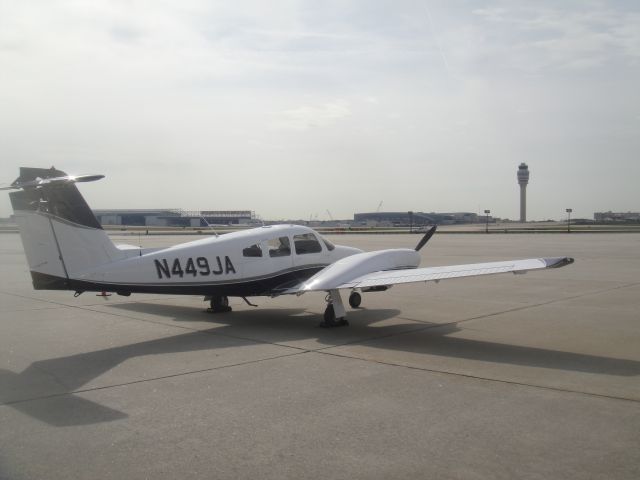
[94, 209, 185, 227]
[199, 210, 254, 225]
[594, 211, 640, 223]
[93, 209, 255, 227]
[353, 211, 479, 226]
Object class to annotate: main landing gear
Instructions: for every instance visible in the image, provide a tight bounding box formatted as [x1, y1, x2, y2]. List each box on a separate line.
[208, 295, 232, 313]
[320, 289, 362, 328]
[321, 303, 349, 328]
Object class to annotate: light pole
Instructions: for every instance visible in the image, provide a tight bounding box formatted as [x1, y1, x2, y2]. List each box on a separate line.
[566, 208, 572, 233]
[484, 210, 490, 233]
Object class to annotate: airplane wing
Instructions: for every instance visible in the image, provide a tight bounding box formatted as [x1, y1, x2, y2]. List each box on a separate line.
[292, 256, 574, 293]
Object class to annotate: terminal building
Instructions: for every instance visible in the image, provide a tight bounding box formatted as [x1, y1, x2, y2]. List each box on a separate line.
[594, 211, 640, 223]
[353, 211, 479, 226]
[93, 209, 256, 227]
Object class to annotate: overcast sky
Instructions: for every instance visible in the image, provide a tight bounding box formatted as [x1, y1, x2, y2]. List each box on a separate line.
[1, 0, 638, 221]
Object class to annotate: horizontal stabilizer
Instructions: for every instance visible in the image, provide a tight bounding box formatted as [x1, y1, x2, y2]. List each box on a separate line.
[1, 174, 104, 191]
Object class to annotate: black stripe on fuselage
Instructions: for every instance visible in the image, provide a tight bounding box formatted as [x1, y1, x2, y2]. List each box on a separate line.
[30, 265, 326, 297]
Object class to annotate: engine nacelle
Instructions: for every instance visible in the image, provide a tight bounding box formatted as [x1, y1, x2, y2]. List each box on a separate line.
[301, 249, 421, 291]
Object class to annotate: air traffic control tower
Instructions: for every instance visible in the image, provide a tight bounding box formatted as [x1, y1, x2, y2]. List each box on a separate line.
[517, 163, 530, 222]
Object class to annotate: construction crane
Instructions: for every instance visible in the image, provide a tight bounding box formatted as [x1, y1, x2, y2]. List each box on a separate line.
[326, 210, 334, 221]
[376, 201, 383, 212]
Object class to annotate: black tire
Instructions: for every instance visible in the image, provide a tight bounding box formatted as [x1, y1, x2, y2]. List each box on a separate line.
[323, 303, 335, 323]
[210, 295, 231, 312]
[348, 291, 362, 309]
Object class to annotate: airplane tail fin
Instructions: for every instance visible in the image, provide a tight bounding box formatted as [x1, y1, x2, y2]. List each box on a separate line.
[7, 167, 124, 290]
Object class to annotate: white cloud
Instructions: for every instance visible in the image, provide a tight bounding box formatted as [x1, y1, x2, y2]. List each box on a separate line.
[468, 2, 640, 72]
[271, 101, 351, 131]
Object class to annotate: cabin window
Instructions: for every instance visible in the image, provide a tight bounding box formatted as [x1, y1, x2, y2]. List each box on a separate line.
[294, 233, 322, 254]
[268, 237, 291, 257]
[242, 243, 262, 257]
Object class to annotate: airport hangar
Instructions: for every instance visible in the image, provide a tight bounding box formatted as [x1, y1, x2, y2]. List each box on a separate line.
[353, 211, 481, 226]
[93, 209, 257, 227]
[92, 209, 482, 227]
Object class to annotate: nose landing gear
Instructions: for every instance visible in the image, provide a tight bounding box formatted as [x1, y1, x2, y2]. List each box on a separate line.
[348, 291, 362, 308]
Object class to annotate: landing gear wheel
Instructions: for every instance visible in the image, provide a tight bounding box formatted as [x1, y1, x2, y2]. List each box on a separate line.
[209, 295, 232, 313]
[348, 291, 362, 309]
[320, 303, 349, 328]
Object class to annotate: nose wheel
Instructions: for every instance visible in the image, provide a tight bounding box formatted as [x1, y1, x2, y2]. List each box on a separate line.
[348, 291, 362, 308]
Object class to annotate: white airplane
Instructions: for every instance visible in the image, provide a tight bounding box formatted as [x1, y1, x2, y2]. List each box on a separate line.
[4, 167, 574, 327]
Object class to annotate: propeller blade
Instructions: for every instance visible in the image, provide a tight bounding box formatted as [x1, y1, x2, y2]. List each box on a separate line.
[415, 225, 437, 251]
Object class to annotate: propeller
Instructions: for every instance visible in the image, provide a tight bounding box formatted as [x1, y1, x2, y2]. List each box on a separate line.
[414, 225, 437, 251]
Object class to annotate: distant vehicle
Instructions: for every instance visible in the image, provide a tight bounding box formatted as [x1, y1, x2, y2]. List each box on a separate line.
[4, 167, 574, 327]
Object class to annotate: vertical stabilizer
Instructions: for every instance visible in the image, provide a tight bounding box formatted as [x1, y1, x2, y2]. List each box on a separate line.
[8, 167, 125, 289]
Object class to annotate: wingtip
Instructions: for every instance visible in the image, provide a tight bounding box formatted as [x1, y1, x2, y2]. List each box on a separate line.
[545, 257, 575, 268]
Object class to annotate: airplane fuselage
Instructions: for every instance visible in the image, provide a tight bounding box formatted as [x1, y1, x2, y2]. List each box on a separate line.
[64, 224, 362, 297]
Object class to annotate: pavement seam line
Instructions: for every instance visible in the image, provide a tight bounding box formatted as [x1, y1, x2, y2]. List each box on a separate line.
[0, 291, 315, 352]
[450, 280, 640, 325]
[3, 346, 638, 408]
[77, 304, 316, 352]
[2, 291, 438, 355]
[0, 350, 312, 407]
[331, 279, 640, 349]
[3, 281, 639, 407]
[313, 350, 640, 404]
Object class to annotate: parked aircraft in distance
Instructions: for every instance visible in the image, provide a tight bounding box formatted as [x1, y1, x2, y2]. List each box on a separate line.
[4, 167, 574, 327]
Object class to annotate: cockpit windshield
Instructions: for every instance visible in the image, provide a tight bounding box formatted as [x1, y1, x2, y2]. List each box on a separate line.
[319, 235, 335, 251]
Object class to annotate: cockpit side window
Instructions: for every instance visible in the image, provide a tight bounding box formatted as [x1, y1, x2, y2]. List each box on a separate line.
[242, 243, 262, 257]
[294, 233, 322, 254]
[268, 236, 291, 257]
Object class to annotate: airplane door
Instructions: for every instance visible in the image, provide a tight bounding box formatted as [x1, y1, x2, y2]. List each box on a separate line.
[240, 240, 267, 279]
[240, 235, 293, 281]
[264, 235, 294, 275]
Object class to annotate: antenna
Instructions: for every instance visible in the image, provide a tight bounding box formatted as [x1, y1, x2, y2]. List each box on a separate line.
[201, 215, 218, 237]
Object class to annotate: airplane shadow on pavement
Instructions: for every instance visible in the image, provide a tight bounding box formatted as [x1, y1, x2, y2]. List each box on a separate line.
[2, 302, 639, 427]
[0, 306, 400, 427]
